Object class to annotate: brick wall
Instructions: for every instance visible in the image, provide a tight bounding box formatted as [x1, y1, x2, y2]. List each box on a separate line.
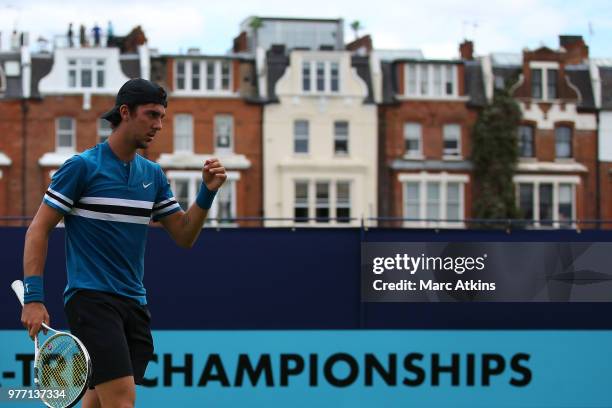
[146, 97, 263, 226]
[379, 100, 478, 222]
[0, 100, 23, 224]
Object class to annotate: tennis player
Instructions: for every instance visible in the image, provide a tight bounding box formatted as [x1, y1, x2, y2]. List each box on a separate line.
[20, 78, 227, 407]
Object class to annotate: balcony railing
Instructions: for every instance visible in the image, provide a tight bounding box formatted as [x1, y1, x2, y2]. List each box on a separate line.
[52, 34, 113, 49]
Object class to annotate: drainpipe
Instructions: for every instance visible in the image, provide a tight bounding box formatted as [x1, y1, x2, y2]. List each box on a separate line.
[21, 43, 32, 225]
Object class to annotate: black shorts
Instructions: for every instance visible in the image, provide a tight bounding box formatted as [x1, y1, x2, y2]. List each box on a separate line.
[64, 290, 154, 388]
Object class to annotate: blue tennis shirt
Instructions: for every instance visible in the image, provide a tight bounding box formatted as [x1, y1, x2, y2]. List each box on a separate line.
[43, 142, 181, 305]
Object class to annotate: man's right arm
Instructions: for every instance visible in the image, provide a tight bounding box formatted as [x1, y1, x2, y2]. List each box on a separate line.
[21, 204, 63, 338]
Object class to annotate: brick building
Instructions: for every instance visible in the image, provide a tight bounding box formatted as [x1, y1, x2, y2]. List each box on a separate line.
[377, 41, 486, 228]
[0, 43, 31, 224]
[596, 63, 612, 226]
[0, 27, 263, 227]
[1, 23, 610, 230]
[484, 35, 599, 228]
[149, 51, 263, 226]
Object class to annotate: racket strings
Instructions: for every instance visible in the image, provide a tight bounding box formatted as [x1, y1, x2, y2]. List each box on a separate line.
[37, 334, 88, 407]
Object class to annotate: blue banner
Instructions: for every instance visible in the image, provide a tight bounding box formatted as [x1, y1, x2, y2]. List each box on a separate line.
[1, 330, 611, 407]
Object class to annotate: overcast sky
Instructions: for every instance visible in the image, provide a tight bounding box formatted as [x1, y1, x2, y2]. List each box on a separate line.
[1, 0, 610, 59]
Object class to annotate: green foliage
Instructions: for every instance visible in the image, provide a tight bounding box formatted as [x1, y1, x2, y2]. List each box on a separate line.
[471, 86, 522, 227]
[350, 20, 362, 39]
[249, 17, 263, 30]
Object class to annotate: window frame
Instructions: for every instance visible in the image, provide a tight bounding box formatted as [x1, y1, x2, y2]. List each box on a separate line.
[333, 120, 349, 156]
[399, 172, 468, 228]
[173, 113, 194, 153]
[514, 175, 578, 229]
[442, 123, 462, 158]
[403, 122, 423, 158]
[167, 170, 240, 227]
[404, 63, 458, 98]
[55, 117, 76, 152]
[301, 60, 341, 94]
[293, 120, 309, 154]
[214, 114, 234, 153]
[554, 125, 572, 159]
[292, 179, 354, 226]
[529, 62, 560, 101]
[174, 59, 233, 93]
[518, 124, 535, 158]
[67, 58, 106, 89]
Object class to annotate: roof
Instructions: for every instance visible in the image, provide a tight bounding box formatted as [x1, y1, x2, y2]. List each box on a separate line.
[120, 59, 141, 79]
[491, 52, 522, 67]
[492, 66, 521, 89]
[375, 49, 424, 62]
[351, 55, 374, 104]
[464, 60, 487, 107]
[380, 61, 396, 104]
[591, 58, 612, 67]
[565, 66, 595, 110]
[380, 59, 485, 106]
[30, 55, 53, 98]
[265, 49, 289, 102]
[242, 16, 342, 24]
[159, 53, 254, 61]
[600, 67, 612, 110]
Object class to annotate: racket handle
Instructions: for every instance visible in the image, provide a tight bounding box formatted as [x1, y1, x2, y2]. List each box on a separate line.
[11, 280, 25, 307]
[11, 280, 52, 333]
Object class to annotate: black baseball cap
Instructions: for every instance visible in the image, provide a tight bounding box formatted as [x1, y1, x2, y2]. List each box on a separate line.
[101, 78, 168, 121]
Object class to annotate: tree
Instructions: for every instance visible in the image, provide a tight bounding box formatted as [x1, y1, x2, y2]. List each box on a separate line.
[471, 85, 522, 228]
[350, 20, 362, 40]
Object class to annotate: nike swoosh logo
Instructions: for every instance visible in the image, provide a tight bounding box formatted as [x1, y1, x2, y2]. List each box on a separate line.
[143, 182, 153, 189]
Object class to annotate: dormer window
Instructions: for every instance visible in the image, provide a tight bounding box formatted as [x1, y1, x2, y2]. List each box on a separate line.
[530, 62, 558, 100]
[547, 69, 558, 99]
[404, 63, 457, 98]
[68, 59, 105, 89]
[175, 60, 232, 93]
[301, 60, 341, 94]
[176, 61, 186, 89]
[191, 62, 200, 90]
[221, 61, 231, 90]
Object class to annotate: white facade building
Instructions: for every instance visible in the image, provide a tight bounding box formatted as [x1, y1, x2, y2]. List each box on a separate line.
[263, 50, 377, 226]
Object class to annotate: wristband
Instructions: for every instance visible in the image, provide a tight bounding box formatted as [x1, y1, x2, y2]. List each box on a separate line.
[196, 182, 217, 210]
[24, 276, 44, 304]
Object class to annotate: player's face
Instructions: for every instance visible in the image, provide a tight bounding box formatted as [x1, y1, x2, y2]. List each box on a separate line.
[129, 104, 166, 149]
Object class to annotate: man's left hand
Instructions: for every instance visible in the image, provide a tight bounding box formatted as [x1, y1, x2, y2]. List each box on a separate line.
[202, 158, 227, 191]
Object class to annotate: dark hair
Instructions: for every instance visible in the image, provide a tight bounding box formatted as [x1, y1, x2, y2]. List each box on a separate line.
[107, 103, 139, 129]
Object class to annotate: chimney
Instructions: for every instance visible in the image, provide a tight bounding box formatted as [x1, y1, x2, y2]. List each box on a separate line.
[269, 44, 285, 55]
[559, 35, 588, 64]
[346, 35, 373, 54]
[233, 31, 248, 53]
[459, 40, 474, 60]
[122, 26, 147, 53]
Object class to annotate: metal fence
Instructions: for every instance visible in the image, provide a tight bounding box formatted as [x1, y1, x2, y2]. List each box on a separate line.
[1, 216, 611, 230]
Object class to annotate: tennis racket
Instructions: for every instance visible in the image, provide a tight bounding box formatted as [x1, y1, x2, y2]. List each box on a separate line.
[11, 279, 92, 408]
